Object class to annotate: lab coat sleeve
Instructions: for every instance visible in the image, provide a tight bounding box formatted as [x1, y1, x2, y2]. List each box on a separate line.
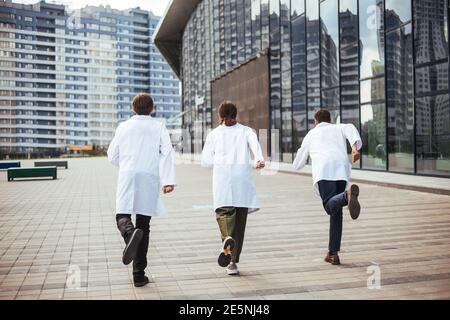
[107, 124, 121, 167]
[159, 125, 176, 186]
[342, 124, 363, 150]
[247, 129, 264, 167]
[293, 134, 310, 170]
[201, 132, 215, 169]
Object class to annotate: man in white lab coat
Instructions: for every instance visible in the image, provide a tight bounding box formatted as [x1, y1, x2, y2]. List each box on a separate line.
[201, 101, 265, 275]
[293, 109, 362, 265]
[107, 93, 176, 287]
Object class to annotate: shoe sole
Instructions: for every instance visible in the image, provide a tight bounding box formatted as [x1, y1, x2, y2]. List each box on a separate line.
[122, 229, 143, 265]
[348, 184, 360, 220]
[227, 269, 239, 275]
[134, 278, 150, 287]
[218, 237, 235, 267]
[324, 256, 341, 265]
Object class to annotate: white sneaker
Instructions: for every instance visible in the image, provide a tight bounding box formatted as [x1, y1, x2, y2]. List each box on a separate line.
[226, 262, 239, 275]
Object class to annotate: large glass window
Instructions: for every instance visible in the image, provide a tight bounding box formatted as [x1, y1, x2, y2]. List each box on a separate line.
[237, 0, 246, 62]
[251, 0, 262, 54]
[415, 63, 449, 95]
[230, 0, 238, 66]
[306, 0, 320, 130]
[359, 0, 386, 171]
[270, 0, 281, 133]
[414, 0, 450, 176]
[386, 24, 414, 173]
[245, 0, 253, 58]
[179, 0, 450, 178]
[360, 77, 385, 104]
[320, 0, 339, 90]
[414, 0, 448, 65]
[281, 0, 292, 161]
[385, 0, 411, 30]
[416, 94, 450, 176]
[261, 0, 270, 49]
[340, 0, 358, 47]
[224, 0, 233, 70]
[291, 0, 307, 152]
[321, 0, 340, 122]
[339, 0, 359, 128]
[359, 0, 385, 79]
[361, 102, 387, 170]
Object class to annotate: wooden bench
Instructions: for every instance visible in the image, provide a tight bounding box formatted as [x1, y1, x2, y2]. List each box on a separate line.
[0, 161, 21, 170]
[34, 160, 68, 169]
[7, 166, 57, 181]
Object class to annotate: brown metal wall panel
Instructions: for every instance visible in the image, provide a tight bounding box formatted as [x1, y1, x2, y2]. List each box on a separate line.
[211, 54, 270, 132]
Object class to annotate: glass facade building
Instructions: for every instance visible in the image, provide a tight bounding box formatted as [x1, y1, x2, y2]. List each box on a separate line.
[155, 0, 450, 177]
[0, 0, 180, 157]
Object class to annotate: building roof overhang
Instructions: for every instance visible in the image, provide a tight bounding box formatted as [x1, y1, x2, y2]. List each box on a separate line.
[153, 0, 201, 78]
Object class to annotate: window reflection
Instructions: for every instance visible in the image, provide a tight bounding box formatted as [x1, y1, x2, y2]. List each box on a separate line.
[306, 0, 320, 129]
[321, 88, 340, 122]
[237, 0, 246, 62]
[414, 0, 448, 65]
[360, 78, 385, 104]
[385, 0, 412, 30]
[320, 0, 340, 90]
[291, 3, 306, 97]
[245, 0, 253, 58]
[416, 63, 449, 95]
[251, 0, 262, 54]
[261, 0, 270, 49]
[386, 25, 414, 173]
[416, 94, 450, 176]
[178, 0, 450, 177]
[340, 44, 359, 125]
[339, 0, 358, 47]
[361, 103, 387, 170]
[340, 0, 359, 159]
[359, 0, 385, 79]
[281, 0, 292, 161]
[269, 0, 281, 131]
[291, 0, 307, 152]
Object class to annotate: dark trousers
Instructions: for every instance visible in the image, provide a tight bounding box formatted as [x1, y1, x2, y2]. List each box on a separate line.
[215, 207, 248, 263]
[116, 214, 151, 277]
[317, 180, 348, 253]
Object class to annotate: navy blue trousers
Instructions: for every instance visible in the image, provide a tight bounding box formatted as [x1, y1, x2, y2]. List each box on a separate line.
[317, 180, 348, 253]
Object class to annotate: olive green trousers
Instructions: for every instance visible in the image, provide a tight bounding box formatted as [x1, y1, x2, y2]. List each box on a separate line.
[215, 207, 248, 263]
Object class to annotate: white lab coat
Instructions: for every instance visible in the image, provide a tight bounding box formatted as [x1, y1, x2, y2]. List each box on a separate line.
[201, 123, 264, 213]
[293, 122, 362, 195]
[107, 115, 176, 216]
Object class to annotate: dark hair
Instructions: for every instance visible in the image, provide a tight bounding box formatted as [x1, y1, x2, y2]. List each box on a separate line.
[218, 101, 238, 124]
[314, 109, 331, 123]
[132, 93, 154, 115]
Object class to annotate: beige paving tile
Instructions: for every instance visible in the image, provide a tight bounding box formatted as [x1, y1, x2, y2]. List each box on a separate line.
[0, 158, 449, 300]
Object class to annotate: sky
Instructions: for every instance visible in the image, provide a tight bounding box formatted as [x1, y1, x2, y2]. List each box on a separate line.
[12, 0, 171, 16]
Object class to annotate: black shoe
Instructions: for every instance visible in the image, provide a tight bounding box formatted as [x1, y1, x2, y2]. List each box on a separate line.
[218, 236, 235, 267]
[134, 276, 150, 288]
[122, 229, 143, 265]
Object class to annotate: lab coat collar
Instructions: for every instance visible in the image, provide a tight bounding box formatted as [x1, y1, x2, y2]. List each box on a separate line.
[220, 123, 239, 128]
[132, 115, 153, 120]
[316, 122, 331, 128]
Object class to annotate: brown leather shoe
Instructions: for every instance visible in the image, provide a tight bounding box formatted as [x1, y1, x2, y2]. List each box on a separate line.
[324, 253, 341, 265]
[347, 184, 360, 220]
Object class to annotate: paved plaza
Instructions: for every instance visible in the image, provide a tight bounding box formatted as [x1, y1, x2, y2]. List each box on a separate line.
[0, 157, 449, 300]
